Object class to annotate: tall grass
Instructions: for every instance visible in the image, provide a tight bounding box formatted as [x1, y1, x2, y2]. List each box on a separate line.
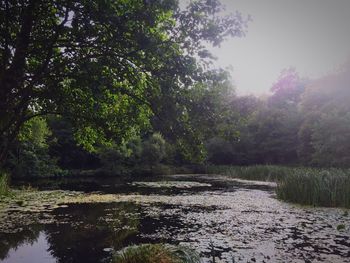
[206, 165, 294, 181]
[0, 171, 10, 196]
[207, 165, 350, 208]
[276, 169, 350, 208]
[113, 243, 201, 263]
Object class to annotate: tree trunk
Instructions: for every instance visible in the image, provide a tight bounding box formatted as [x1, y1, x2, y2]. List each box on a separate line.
[0, 1, 36, 167]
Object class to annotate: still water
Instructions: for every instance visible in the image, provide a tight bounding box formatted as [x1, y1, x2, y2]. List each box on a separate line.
[0, 174, 349, 263]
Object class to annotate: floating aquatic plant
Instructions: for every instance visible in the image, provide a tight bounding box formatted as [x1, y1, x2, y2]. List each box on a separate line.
[337, 224, 345, 231]
[131, 181, 211, 189]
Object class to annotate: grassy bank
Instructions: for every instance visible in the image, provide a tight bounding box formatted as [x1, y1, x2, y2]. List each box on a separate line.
[206, 165, 294, 181]
[207, 165, 350, 208]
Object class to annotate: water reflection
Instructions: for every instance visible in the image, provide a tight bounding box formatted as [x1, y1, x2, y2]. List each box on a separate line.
[1, 202, 141, 263]
[0, 226, 42, 261]
[46, 202, 140, 263]
[1, 231, 55, 263]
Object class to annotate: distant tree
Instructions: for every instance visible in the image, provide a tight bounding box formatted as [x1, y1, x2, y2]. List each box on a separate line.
[269, 68, 305, 108]
[249, 105, 301, 164]
[204, 95, 261, 165]
[206, 137, 234, 164]
[48, 117, 99, 170]
[298, 64, 350, 167]
[141, 133, 166, 169]
[7, 117, 63, 177]
[152, 70, 238, 163]
[311, 111, 350, 166]
[228, 95, 263, 165]
[98, 142, 132, 176]
[220, 69, 306, 165]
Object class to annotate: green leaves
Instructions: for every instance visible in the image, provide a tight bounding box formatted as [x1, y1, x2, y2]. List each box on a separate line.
[18, 117, 51, 148]
[0, 0, 248, 164]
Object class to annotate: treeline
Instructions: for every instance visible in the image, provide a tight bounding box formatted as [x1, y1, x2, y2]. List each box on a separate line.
[207, 67, 350, 167]
[4, 65, 350, 178]
[5, 114, 211, 178]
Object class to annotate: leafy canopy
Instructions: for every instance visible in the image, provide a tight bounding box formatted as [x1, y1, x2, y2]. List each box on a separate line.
[0, 0, 248, 161]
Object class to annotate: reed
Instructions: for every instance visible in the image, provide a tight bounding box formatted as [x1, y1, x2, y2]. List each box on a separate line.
[206, 165, 293, 181]
[207, 165, 350, 208]
[276, 168, 350, 208]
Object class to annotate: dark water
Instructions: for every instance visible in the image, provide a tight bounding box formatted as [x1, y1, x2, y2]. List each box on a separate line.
[0, 175, 349, 263]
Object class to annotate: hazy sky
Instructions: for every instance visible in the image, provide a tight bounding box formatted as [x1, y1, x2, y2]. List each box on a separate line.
[205, 0, 350, 95]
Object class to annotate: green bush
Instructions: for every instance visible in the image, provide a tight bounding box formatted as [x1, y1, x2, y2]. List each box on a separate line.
[113, 243, 201, 263]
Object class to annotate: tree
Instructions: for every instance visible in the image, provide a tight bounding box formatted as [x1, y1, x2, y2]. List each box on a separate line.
[141, 132, 166, 169]
[0, 0, 248, 165]
[152, 69, 237, 162]
[223, 69, 306, 165]
[7, 117, 63, 177]
[252, 69, 305, 164]
[269, 68, 305, 108]
[206, 136, 234, 164]
[227, 95, 263, 165]
[298, 63, 350, 167]
[48, 116, 99, 170]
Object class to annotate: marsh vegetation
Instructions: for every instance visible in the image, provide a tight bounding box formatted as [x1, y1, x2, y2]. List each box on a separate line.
[208, 165, 350, 208]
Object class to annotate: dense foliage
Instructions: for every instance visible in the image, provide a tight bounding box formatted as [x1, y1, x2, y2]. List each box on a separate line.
[0, 0, 247, 165]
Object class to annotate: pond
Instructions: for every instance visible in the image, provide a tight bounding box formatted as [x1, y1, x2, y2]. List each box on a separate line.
[0, 174, 349, 263]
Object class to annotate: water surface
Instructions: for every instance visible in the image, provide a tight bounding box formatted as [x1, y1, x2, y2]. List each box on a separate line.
[0, 174, 349, 263]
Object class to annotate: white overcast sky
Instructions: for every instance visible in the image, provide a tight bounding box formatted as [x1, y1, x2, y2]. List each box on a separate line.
[203, 0, 350, 95]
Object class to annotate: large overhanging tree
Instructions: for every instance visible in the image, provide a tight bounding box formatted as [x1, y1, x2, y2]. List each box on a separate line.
[0, 0, 247, 164]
